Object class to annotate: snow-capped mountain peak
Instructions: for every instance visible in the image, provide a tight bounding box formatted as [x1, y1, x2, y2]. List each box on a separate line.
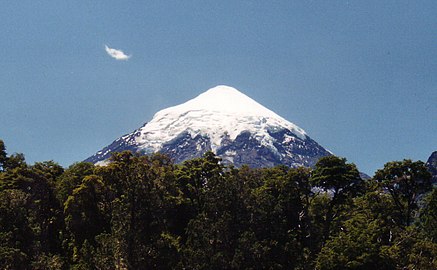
[160, 85, 285, 117]
[86, 85, 330, 168]
[135, 85, 306, 153]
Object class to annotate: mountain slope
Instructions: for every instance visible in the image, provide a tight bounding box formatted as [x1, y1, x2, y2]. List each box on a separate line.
[426, 151, 437, 184]
[85, 85, 331, 168]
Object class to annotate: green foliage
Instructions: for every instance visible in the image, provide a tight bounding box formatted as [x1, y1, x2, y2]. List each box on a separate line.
[310, 156, 363, 245]
[4, 153, 27, 171]
[315, 192, 398, 269]
[418, 187, 437, 241]
[380, 228, 437, 270]
[64, 175, 107, 248]
[0, 138, 435, 269]
[0, 190, 32, 269]
[311, 156, 363, 201]
[374, 159, 432, 226]
[88, 151, 182, 269]
[56, 162, 95, 206]
[0, 140, 27, 173]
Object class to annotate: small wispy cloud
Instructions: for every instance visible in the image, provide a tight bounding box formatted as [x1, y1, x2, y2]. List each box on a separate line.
[104, 45, 131, 60]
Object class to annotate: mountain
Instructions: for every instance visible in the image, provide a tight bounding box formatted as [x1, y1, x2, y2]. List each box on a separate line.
[426, 151, 437, 184]
[85, 85, 332, 168]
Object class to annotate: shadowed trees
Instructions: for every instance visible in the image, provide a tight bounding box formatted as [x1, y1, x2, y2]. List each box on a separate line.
[374, 159, 432, 227]
[310, 156, 363, 245]
[0, 138, 436, 269]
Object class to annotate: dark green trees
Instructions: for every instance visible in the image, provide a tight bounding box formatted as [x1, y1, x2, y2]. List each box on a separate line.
[0, 142, 65, 269]
[419, 188, 437, 241]
[0, 189, 32, 269]
[315, 191, 398, 269]
[0, 140, 26, 174]
[1, 138, 436, 269]
[310, 156, 363, 244]
[99, 152, 181, 269]
[62, 151, 182, 269]
[315, 159, 435, 270]
[374, 159, 432, 227]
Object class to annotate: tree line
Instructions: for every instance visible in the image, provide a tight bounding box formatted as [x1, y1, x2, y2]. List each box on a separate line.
[0, 139, 436, 269]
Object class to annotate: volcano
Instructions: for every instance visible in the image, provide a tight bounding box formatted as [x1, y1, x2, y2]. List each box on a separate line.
[85, 85, 331, 168]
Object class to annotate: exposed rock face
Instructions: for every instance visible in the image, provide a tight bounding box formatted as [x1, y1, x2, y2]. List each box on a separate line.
[426, 151, 437, 184]
[85, 85, 331, 168]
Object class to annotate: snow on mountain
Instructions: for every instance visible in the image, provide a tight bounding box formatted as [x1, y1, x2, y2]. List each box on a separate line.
[85, 85, 331, 168]
[134, 85, 306, 152]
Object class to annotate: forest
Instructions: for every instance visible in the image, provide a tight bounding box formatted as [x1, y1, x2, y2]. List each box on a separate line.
[0, 139, 436, 269]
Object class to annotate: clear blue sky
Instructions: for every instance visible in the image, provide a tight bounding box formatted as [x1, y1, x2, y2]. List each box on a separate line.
[1, 1, 436, 175]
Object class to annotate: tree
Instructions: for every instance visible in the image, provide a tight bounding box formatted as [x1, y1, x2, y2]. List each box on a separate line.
[0, 140, 26, 173]
[28, 161, 65, 256]
[0, 140, 7, 172]
[310, 156, 363, 243]
[0, 145, 66, 268]
[0, 159, 64, 258]
[179, 152, 233, 269]
[56, 162, 95, 206]
[32, 161, 64, 184]
[315, 191, 399, 270]
[418, 187, 437, 241]
[287, 167, 315, 263]
[380, 228, 437, 270]
[374, 159, 432, 226]
[240, 166, 302, 269]
[176, 151, 224, 216]
[64, 175, 107, 249]
[92, 151, 181, 269]
[0, 189, 33, 269]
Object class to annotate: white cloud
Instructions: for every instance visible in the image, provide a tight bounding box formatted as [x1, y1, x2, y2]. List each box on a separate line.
[104, 45, 131, 60]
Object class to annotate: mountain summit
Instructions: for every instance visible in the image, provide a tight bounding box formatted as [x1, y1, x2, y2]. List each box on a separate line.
[86, 85, 331, 167]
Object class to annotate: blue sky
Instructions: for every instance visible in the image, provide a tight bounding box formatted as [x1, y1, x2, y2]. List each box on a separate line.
[0, 1, 436, 175]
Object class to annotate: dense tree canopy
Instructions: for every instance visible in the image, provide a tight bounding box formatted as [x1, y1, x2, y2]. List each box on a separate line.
[0, 139, 435, 269]
[374, 159, 432, 227]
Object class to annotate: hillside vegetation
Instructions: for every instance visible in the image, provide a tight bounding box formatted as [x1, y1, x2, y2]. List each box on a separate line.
[0, 139, 436, 269]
